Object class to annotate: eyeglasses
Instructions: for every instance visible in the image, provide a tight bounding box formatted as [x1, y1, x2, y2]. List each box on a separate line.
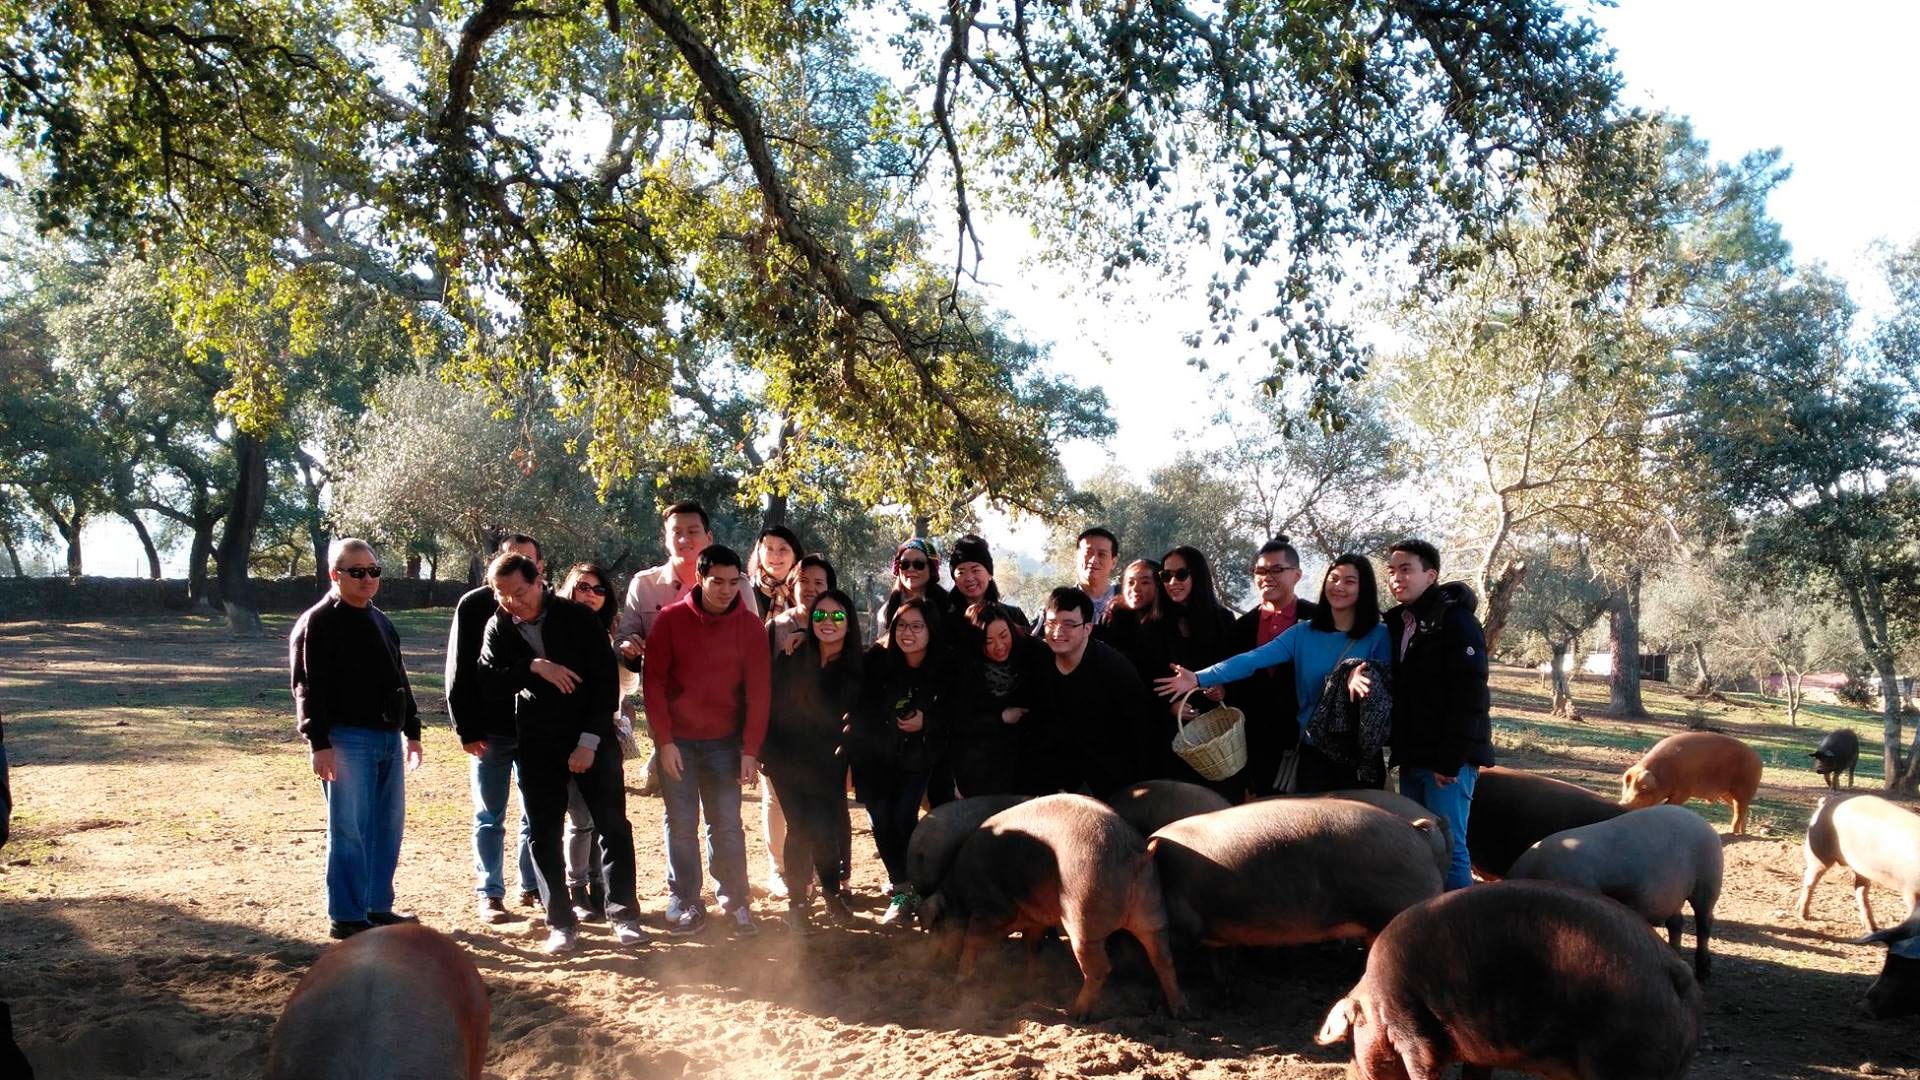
[1252, 565, 1298, 578]
[1158, 567, 1192, 583]
[1043, 618, 1086, 634]
[573, 583, 609, 596]
[341, 565, 382, 579]
[811, 610, 848, 624]
[897, 559, 930, 572]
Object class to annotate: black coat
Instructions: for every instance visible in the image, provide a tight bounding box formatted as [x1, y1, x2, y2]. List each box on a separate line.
[1024, 639, 1154, 798]
[951, 632, 1050, 796]
[445, 585, 517, 743]
[1383, 581, 1495, 775]
[477, 595, 620, 756]
[766, 639, 861, 775]
[289, 592, 419, 750]
[1227, 598, 1319, 793]
[850, 645, 954, 777]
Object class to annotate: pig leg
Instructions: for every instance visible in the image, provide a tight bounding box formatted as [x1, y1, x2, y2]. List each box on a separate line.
[1730, 795, 1749, 836]
[1853, 874, 1878, 933]
[1130, 926, 1188, 1018]
[1796, 857, 1830, 919]
[1692, 902, 1713, 982]
[1664, 913, 1684, 950]
[1062, 922, 1112, 1021]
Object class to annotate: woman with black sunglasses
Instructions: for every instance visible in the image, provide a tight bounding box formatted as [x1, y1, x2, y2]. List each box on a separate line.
[875, 538, 949, 645]
[554, 561, 629, 922]
[765, 588, 864, 932]
[1136, 546, 1243, 791]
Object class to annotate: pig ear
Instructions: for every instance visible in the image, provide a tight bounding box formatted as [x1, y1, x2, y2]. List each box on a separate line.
[1315, 997, 1360, 1045]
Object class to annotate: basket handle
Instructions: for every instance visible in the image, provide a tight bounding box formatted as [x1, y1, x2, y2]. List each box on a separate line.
[1173, 687, 1201, 734]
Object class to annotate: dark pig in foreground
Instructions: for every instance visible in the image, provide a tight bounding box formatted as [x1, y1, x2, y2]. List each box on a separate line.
[1812, 728, 1860, 791]
[1507, 804, 1723, 980]
[1104, 779, 1230, 838]
[1620, 731, 1763, 835]
[1320, 789, 1454, 880]
[906, 794, 1028, 897]
[1317, 880, 1702, 1080]
[267, 924, 489, 1080]
[1149, 799, 1442, 948]
[1467, 766, 1625, 880]
[921, 793, 1185, 1019]
[1852, 913, 1920, 1018]
[1797, 793, 1920, 932]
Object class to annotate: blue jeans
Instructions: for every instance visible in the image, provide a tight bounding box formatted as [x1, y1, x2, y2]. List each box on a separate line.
[470, 735, 536, 898]
[660, 738, 749, 914]
[321, 726, 407, 922]
[1401, 764, 1478, 890]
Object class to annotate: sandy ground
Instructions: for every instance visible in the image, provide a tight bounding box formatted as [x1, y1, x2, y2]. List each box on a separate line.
[3, 614, 1919, 1079]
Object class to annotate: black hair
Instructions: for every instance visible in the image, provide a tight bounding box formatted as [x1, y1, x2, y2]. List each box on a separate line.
[1309, 553, 1383, 638]
[559, 561, 617, 633]
[663, 500, 711, 531]
[1255, 535, 1300, 568]
[499, 533, 543, 561]
[1150, 545, 1234, 629]
[1044, 586, 1095, 625]
[790, 553, 838, 594]
[809, 588, 863, 651]
[886, 595, 941, 658]
[486, 550, 540, 587]
[971, 602, 1020, 633]
[1389, 538, 1441, 574]
[1076, 526, 1119, 557]
[755, 524, 802, 557]
[696, 543, 743, 575]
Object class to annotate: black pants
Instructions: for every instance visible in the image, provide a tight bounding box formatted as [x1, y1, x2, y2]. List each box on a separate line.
[518, 740, 638, 930]
[766, 754, 849, 900]
[1293, 742, 1384, 794]
[855, 764, 930, 890]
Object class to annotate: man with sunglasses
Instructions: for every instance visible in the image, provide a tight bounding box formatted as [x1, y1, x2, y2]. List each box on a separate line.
[290, 538, 423, 940]
[1229, 537, 1320, 796]
[446, 533, 545, 923]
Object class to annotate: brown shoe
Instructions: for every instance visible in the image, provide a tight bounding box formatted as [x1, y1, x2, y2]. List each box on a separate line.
[477, 897, 509, 924]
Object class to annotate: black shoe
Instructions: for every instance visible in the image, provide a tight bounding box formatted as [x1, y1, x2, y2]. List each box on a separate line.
[569, 885, 597, 923]
[367, 910, 418, 926]
[329, 919, 374, 940]
[587, 881, 608, 921]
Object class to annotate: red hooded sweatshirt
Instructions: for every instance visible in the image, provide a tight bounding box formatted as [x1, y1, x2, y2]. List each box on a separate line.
[642, 587, 771, 759]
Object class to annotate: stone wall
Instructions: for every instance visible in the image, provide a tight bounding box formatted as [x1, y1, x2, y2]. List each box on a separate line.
[0, 576, 468, 620]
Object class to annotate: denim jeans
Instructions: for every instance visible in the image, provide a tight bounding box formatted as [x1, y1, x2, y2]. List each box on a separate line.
[470, 734, 535, 898]
[660, 738, 749, 914]
[1401, 764, 1479, 890]
[321, 725, 406, 922]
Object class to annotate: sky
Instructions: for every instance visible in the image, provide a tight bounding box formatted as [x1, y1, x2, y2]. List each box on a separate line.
[60, 0, 1920, 578]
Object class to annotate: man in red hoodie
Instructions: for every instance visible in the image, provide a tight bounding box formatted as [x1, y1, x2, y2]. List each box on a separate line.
[642, 543, 771, 936]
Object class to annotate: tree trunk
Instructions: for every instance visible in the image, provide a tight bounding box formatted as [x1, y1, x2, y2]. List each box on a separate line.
[1606, 568, 1648, 719]
[1839, 569, 1906, 789]
[912, 515, 930, 540]
[1, 532, 21, 578]
[1688, 640, 1713, 693]
[61, 511, 85, 579]
[1550, 639, 1575, 717]
[406, 553, 422, 579]
[216, 431, 269, 637]
[187, 517, 218, 609]
[122, 509, 162, 579]
[1480, 559, 1528, 655]
[763, 492, 788, 529]
[1783, 666, 1802, 727]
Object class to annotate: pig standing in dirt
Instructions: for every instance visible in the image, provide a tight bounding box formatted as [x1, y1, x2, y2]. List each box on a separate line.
[1104, 779, 1230, 838]
[1852, 913, 1920, 1018]
[1619, 731, 1763, 834]
[1811, 728, 1860, 791]
[1467, 766, 1625, 880]
[1321, 789, 1454, 880]
[1316, 880, 1702, 1080]
[1507, 805, 1723, 980]
[1148, 799, 1442, 948]
[906, 794, 1027, 898]
[267, 924, 489, 1080]
[921, 793, 1186, 1019]
[1796, 793, 1920, 932]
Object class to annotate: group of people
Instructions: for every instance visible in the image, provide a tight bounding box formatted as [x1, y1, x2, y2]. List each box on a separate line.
[288, 500, 1495, 953]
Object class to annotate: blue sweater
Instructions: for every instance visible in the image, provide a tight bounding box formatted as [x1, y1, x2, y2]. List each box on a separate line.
[1194, 621, 1392, 733]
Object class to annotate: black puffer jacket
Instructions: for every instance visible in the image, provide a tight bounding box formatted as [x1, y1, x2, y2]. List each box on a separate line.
[1382, 581, 1495, 775]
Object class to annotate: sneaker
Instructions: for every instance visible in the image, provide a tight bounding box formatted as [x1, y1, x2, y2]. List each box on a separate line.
[542, 926, 578, 954]
[519, 889, 542, 909]
[781, 907, 814, 935]
[477, 897, 509, 924]
[821, 891, 857, 926]
[366, 910, 418, 926]
[729, 907, 759, 937]
[668, 907, 707, 938]
[329, 919, 373, 940]
[878, 892, 915, 928]
[612, 920, 649, 947]
[766, 875, 790, 903]
[569, 885, 596, 923]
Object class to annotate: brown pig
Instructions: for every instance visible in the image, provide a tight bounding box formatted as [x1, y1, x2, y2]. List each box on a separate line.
[1619, 731, 1763, 834]
[1466, 766, 1625, 880]
[1104, 779, 1230, 838]
[1796, 793, 1920, 932]
[921, 793, 1186, 1019]
[1507, 805, 1723, 980]
[1321, 789, 1454, 880]
[267, 924, 489, 1080]
[1317, 880, 1702, 1080]
[906, 793, 1028, 897]
[1148, 799, 1442, 948]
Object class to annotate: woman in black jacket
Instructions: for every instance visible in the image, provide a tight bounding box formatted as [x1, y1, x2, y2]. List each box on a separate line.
[851, 596, 953, 926]
[765, 588, 863, 931]
[1136, 546, 1241, 789]
[951, 603, 1048, 798]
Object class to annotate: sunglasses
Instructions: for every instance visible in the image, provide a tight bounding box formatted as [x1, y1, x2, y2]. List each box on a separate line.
[573, 583, 609, 596]
[897, 559, 930, 572]
[1158, 567, 1192, 582]
[341, 565, 382, 579]
[811, 610, 848, 624]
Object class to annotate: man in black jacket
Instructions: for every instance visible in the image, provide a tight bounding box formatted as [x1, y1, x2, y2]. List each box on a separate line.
[479, 551, 645, 953]
[1227, 536, 1320, 797]
[1028, 587, 1154, 797]
[290, 538, 422, 939]
[1383, 539, 1494, 890]
[446, 533, 543, 923]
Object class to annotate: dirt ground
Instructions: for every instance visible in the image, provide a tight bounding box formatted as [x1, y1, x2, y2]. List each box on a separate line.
[3, 612, 1918, 1080]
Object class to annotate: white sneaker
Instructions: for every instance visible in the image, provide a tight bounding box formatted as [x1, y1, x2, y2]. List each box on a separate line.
[729, 906, 759, 937]
[612, 920, 648, 947]
[542, 926, 578, 954]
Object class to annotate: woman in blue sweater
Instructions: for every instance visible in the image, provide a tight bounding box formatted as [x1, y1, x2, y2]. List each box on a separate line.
[1157, 554, 1391, 792]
